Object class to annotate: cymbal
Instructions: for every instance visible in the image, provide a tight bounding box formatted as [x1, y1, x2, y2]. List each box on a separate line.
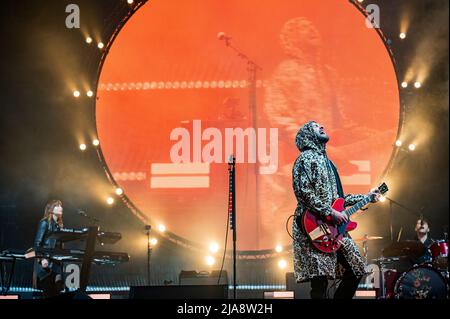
[371, 256, 403, 263]
[353, 235, 384, 242]
[382, 240, 426, 259]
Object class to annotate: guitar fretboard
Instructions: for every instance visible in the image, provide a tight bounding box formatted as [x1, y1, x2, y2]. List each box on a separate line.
[344, 196, 372, 218]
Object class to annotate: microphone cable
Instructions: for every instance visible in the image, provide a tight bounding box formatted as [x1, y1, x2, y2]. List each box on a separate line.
[286, 214, 295, 240]
[217, 207, 230, 285]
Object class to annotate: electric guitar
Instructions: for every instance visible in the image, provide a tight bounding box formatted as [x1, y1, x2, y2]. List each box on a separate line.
[302, 183, 388, 253]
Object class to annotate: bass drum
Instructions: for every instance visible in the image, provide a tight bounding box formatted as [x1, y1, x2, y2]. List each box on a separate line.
[394, 264, 449, 299]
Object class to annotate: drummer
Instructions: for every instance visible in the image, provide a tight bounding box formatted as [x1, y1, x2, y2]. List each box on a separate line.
[414, 217, 435, 264]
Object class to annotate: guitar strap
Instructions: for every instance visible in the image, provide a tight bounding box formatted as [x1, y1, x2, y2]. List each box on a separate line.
[327, 160, 345, 198]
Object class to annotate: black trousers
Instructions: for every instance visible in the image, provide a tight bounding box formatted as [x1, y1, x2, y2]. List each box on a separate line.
[35, 261, 64, 298]
[310, 250, 362, 299]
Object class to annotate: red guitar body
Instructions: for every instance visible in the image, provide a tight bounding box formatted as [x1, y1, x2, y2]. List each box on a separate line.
[302, 198, 358, 253]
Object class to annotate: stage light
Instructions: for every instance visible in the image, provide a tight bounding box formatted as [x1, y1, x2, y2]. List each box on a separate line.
[127, 0, 134, 4]
[115, 187, 123, 195]
[209, 242, 219, 254]
[357, 0, 364, 3]
[87, 90, 94, 97]
[414, 81, 421, 88]
[79, 143, 87, 151]
[157, 224, 166, 233]
[275, 245, 283, 253]
[399, 33, 406, 39]
[205, 256, 215, 266]
[106, 196, 114, 205]
[278, 259, 287, 270]
[86, 37, 93, 44]
[401, 82, 408, 88]
[98, 42, 104, 49]
[395, 140, 402, 147]
[379, 195, 386, 202]
[408, 143, 416, 151]
[149, 238, 158, 246]
[73, 90, 80, 97]
[92, 139, 100, 146]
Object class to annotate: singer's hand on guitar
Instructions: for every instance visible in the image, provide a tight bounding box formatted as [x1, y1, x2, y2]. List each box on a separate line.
[331, 209, 348, 225]
[368, 188, 381, 203]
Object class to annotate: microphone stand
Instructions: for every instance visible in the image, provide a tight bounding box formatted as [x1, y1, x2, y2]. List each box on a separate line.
[221, 37, 262, 72]
[385, 197, 424, 242]
[362, 234, 369, 265]
[77, 210, 100, 226]
[220, 34, 262, 249]
[228, 156, 237, 299]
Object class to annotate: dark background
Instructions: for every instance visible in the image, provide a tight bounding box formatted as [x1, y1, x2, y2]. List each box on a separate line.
[0, 0, 448, 291]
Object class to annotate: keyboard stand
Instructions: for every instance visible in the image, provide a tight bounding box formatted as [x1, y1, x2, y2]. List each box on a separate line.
[80, 226, 99, 292]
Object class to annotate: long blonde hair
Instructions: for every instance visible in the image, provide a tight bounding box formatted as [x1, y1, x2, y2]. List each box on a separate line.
[42, 199, 64, 227]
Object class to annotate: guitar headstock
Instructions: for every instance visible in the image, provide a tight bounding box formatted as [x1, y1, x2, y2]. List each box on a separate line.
[377, 182, 389, 195]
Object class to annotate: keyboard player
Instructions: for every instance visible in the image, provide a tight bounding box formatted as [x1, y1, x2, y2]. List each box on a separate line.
[33, 199, 65, 297]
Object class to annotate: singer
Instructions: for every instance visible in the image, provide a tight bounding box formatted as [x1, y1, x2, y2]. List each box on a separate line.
[32, 199, 65, 297]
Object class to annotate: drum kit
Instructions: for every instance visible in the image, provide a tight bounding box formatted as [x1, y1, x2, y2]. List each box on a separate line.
[366, 238, 449, 299]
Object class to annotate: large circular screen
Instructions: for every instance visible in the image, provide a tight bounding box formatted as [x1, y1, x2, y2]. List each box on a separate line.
[96, 0, 400, 251]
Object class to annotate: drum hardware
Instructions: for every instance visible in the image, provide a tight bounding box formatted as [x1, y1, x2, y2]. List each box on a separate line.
[373, 239, 449, 299]
[371, 256, 402, 298]
[382, 240, 426, 261]
[430, 240, 448, 270]
[354, 235, 384, 265]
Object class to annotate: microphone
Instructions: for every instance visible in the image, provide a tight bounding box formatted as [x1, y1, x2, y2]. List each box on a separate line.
[77, 209, 87, 217]
[217, 32, 227, 40]
[217, 32, 231, 43]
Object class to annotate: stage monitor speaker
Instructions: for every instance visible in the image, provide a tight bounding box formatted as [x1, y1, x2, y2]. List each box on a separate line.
[179, 270, 228, 285]
[129, 285, 228, 299]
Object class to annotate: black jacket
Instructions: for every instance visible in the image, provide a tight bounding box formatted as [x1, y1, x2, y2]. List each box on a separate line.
[32, 218, 64, 289]
[34, 218, 63, 249]
[415, 235, 434, 264]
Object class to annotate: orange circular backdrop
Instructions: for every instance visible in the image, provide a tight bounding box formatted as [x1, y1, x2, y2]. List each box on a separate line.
[96, 0, 400, 251]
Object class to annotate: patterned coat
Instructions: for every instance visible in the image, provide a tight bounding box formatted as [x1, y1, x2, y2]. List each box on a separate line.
[292, 121, 367, 283]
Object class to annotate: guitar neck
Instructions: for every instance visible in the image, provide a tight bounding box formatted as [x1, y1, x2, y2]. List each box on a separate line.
[344, 196, 371, 218]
